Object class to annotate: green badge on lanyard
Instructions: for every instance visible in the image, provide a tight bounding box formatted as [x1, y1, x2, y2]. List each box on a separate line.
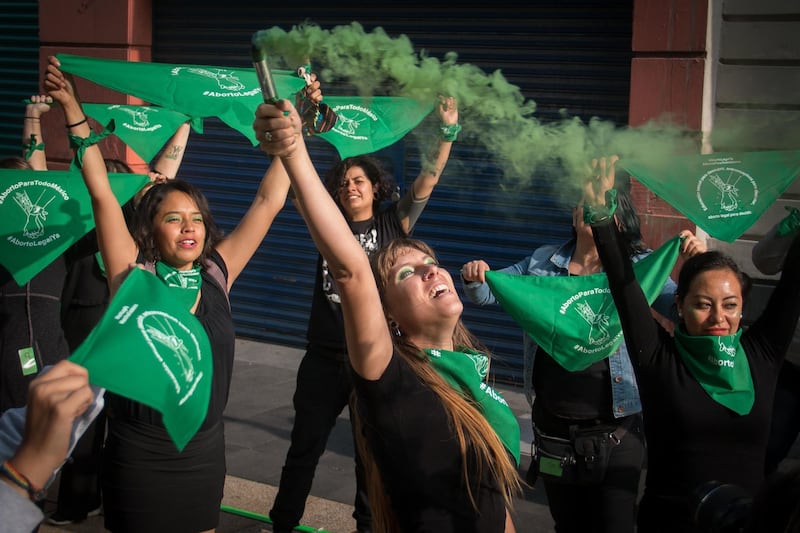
[18, 347, 37, 376]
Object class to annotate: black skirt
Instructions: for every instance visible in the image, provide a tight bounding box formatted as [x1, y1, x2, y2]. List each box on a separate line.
[102, 416, 226, 533]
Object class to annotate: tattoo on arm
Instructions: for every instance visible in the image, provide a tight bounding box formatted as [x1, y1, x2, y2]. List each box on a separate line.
[165, 145, 184, 160]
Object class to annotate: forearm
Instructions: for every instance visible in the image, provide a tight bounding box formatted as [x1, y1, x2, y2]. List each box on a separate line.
[22, 109, 46, 171]
[151, 122, 190, 179]
[412, 137, 453, 200]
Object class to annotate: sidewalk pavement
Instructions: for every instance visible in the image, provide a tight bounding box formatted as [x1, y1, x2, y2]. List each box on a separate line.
[39, 338, 556, 533]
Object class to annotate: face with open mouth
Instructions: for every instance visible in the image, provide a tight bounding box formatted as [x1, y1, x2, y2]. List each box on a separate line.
[384, 246, 463, 336]
[337, 165, 377, 221]
[153, 190, 206, 270]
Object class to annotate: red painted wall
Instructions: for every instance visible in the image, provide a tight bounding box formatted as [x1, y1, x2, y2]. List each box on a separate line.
[37, 0, 153, 172]
[630, 0, 708, 251]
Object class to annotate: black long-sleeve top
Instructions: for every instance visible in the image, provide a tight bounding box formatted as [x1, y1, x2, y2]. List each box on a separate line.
[592, 220, 800, 500]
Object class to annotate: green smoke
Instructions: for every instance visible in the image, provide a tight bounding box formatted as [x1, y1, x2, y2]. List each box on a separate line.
[253, 22, 752, 201]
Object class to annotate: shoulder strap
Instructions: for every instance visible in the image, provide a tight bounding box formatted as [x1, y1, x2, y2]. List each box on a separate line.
[202, 258, 231, 310]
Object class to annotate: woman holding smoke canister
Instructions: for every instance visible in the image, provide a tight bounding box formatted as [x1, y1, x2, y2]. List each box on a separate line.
[255, 97, 523, 532]
[583, 156, 800, 533]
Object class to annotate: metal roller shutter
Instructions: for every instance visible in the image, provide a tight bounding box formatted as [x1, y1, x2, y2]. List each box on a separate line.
[152, 3, 633, 384]
[0, 0, 40, 157]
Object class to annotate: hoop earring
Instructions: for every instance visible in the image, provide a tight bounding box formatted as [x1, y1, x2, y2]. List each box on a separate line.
[389, 320, 402, 337]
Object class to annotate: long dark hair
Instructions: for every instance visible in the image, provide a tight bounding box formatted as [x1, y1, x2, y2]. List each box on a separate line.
[323, 155, 395, 216]
[131, 180, 223, 265]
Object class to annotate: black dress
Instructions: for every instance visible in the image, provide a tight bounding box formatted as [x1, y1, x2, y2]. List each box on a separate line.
[101, 251, 235, 533]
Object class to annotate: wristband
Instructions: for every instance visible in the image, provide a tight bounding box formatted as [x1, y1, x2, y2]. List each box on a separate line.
[68, 121, 114, 169]
[24, 116, 40, 120]
[439, 123, 461, 142]
[583, 189, 618, 225]
[776, 206, 800, 237]
[65, 117, 87, 129]
[0, 460, 47, 502]
[23, 134, 45, 160]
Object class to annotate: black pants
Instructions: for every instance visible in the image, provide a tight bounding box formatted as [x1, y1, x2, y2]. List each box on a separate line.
[536, 413, 645, 533]
[269, 348, 371, 532]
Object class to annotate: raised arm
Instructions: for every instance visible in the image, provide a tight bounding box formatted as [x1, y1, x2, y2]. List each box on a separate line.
[398, 96, 459, 233]
[149, 121, 191, 182]
[214, 78, 324, 289]
[254, 99, 393, 380]
[44, 55, 137, 295]
[22, 95, 52, 171]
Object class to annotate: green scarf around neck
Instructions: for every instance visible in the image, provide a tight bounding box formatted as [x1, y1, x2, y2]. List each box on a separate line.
[423, 348, 521, 464]
[674, 328, 754, 415]
[155, 261, 202, 310]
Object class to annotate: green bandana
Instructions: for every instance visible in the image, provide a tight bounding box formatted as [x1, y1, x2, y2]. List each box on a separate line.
[317, 96, 434, 158]
[776, 206, 800, 237]
[56, 53, 305, 147]
[621, 150, 800, 243]
[155, 261, 202, 310]
[23, 134, 44, 161]
[674, 329, 754, 415]
[485, 235, 682, 372]
[68, 126, 115, 169]
[0, 169, 149, 285]
[423, 348, 521, 465]
[69, 267, 212, 451]
[82, 103, 200, 164]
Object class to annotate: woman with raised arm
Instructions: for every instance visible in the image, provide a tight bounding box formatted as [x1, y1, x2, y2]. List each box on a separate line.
[45, 55, 316, 532]
[254, 98, 522, 532]
[583, 156, 800, 533]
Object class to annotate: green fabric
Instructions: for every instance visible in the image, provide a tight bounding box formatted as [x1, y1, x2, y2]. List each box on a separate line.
[674, 329, 754, 415]
[0, 169, 149, 286]
[56, 53, 306, 146]
[423, 348, 521, 465]
[69, 267, 212, 451]
[776, 206, 800, 237]
[485, 235, 682, 372]
[317, 96, 434, 158]
[82, 103, 199, 163]
[621, 150, 800, 243]
[23, 134, 44, 161]
[68, 127, 114, 169]
[583, 189, 618, 225]
[155, 261, 202, 309]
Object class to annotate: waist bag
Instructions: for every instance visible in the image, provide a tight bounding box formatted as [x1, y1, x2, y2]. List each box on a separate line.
[529, 421, 628, 486]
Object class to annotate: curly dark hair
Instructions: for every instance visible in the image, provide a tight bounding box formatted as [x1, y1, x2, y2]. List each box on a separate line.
[323, 155, 395, 216]
[131, 180, 223, 265]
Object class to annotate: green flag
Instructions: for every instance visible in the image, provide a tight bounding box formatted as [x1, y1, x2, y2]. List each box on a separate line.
[621, 150, 800, 242]
[56, 53, 307, 146]
[82, 103, 201, 163]
[485, 235, 682, 372]
[69, 267, 212, 451]
[317, 96, 434, 158]
[0, 169, 149, 286]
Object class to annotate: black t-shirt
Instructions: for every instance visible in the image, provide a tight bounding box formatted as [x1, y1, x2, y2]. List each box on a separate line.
[354, 351, 507, 532]
[305, 205, 405, 358]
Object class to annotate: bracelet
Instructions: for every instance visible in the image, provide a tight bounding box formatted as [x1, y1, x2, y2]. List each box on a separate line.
[65, 117, 88, 129]
[0, 460, 47, 502]
[439, 123, 461, 142]
[24, 116, 40, 120]
[583, 189, 618, 225]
